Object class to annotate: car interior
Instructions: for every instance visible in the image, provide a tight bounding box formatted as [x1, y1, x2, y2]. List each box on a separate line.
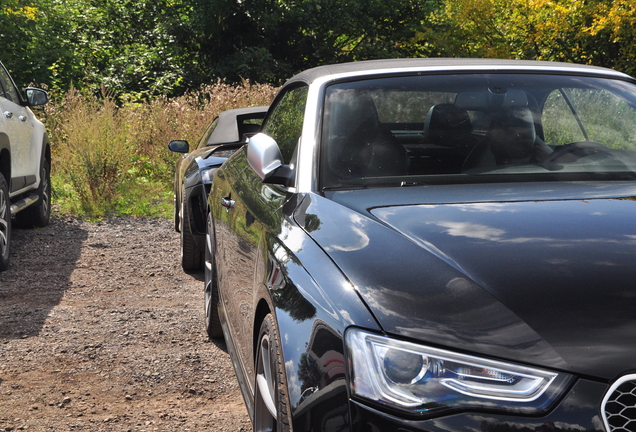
[320, 74, 636, 189]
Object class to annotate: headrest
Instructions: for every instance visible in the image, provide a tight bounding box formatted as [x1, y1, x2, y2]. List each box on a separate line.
[326, 90, 379, 137]
[456, 89, 528, 110]
[424, 104, 472, 146]
[487, 107, 536, 160]
[325, 90, 381, 176]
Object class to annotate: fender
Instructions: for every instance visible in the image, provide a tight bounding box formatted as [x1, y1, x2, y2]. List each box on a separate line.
[250, 194, 380, 431]
[32, 128, 50, 189]
[211, 149, 378, 431]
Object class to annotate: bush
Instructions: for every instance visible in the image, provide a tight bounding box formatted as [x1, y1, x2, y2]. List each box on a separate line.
[45, 81, 278, 218]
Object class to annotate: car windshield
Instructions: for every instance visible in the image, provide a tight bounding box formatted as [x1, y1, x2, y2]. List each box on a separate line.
[320, 73, 636, 190]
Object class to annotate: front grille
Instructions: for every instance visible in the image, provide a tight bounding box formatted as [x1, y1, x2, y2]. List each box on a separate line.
[603, 374, 636, 432]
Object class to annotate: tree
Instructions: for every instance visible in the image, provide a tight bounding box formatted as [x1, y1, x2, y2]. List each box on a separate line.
[1, 0, 191, 97]
[427, 0, 636, 76]
[586, 0, 636, 76]
[177, 0, 440, 84]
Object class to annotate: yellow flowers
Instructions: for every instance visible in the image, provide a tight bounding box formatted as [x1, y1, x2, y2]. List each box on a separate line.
[430, 0, 636, 74]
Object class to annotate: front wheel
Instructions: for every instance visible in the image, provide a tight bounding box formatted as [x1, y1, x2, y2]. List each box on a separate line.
[254, 314, 292, 432]
[0, 172, 11, 271]
[180, 200, 203, 271]
[15, 158, 51, 228]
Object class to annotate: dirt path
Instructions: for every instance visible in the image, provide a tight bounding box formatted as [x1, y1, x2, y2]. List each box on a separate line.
[0, 216, 252, 431]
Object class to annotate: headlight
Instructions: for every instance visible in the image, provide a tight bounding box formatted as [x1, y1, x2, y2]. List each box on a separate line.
[200, 167, 218, 185]
[345, 328, 573, 417]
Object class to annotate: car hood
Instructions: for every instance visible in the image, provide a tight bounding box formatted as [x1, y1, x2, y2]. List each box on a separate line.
[299, 182, 636, 379]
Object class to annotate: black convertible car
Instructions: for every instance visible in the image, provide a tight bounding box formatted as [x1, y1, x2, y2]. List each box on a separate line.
[168, 106, 267, 270]
[205, 59, 636, 432]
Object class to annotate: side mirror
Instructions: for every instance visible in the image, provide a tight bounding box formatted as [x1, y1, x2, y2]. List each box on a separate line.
[168, 140, 189, 153]
[247, 133, 293, 186]
[25, 88, 49, 106]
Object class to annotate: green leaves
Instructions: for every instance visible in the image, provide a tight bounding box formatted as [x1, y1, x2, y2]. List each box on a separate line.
[430, 0, 636, 76]
[3, 0, 636, 98]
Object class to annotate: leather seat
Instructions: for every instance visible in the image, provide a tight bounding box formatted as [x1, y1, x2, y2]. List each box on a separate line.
[463, 107, 552, 170]
[424, 103, 473, 150]
[422, 103, 476, 173]
[326, 91, 408, 178]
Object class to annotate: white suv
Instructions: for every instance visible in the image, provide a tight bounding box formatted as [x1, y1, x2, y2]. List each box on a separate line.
[0, 60, 51, 271]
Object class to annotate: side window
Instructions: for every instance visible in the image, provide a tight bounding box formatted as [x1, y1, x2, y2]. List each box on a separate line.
[543, 88, 636, 150]
[542, 90, 586, 145]
[0, 65, 21, 103]
[262, 85, 308, 163]
[197, 117, 220, 149]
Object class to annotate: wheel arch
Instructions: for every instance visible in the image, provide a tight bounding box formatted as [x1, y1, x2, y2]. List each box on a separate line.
[247, 219, 382, 423]
[253, 298, 272, 363]
[0, 133, 11, 182]
[42, 133, 51, 164]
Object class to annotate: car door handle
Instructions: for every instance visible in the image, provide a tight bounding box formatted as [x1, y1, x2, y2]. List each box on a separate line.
[4, 111, 13, 119]
[221, 197, 235, 211]
[19, 115, 27, 122]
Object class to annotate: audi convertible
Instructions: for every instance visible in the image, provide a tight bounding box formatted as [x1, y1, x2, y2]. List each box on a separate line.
[205, 59, 636, 432]
[169, 106, 267, 270]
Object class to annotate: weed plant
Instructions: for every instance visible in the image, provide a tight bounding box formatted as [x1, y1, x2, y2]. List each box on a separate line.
[45, 81, 278, 218]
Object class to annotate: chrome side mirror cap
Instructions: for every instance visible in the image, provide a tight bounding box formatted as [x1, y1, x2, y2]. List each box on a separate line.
[247, 133, 293, 186]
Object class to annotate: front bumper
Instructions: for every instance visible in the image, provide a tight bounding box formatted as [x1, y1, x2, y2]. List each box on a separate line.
[293, 378, 608, 432]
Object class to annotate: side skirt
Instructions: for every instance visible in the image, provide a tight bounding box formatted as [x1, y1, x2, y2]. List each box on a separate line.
[219, 302, 255, 423]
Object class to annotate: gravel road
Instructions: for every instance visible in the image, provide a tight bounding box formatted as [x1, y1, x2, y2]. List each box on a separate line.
[0, 216, 251, 432]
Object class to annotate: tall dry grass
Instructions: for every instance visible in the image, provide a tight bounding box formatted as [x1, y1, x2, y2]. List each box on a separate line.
[45, 81, 279, 217]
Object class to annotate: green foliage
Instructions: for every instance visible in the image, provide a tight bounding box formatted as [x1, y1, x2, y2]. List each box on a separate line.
[429, 0, 636, 77]
[47, 88, 132, 215]
[542, 88, 636, 150]
[1, 0, 191, 97]
[2, 0, 441, 95]
[46, 81, 278, 218]
[5, 0, 636, 97]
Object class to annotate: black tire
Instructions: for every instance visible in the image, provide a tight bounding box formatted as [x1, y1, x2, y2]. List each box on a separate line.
[173, 182, 180, 232]
[254, 314, 292, 432]
[204, 212, 223, 338]
[14, 158, 51, 228]
[180, 200, 203, 271]
[0, 172, 11, 271]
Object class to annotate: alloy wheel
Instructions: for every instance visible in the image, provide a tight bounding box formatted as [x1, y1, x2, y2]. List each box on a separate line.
[0, 186, 8, 260]
[41, 165, 50, 218]
[255, 331, 277, 432]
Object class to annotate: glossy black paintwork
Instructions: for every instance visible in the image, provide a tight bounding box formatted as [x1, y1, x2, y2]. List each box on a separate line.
[301, 182, 636, 380]
[204, 59, 636, 432]
[206, 69, 636, 432]
[210, 137, 636, 431]
[170, 106, 267, 239]
[210, 147, 378, 428]
[350, 379, 607, 432]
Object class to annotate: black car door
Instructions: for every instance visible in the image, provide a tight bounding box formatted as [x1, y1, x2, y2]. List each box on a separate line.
[212, 84, 309, 390]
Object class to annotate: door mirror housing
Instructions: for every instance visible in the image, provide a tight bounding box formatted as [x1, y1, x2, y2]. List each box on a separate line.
[168, 140, 190, 153]
[247, 133, 294, 186]
[25, 88, 49, 106]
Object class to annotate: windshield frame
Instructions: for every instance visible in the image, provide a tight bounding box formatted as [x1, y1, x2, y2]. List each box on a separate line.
[315, 71, 636, 192]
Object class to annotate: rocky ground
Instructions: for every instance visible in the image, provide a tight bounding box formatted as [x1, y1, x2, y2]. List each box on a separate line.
[0, 215, 252, 432]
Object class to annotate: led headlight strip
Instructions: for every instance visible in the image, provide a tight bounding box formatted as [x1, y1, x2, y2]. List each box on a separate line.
[345, 328, 573, 416]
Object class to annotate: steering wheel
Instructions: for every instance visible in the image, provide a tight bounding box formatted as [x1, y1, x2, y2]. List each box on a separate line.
[545, 141, 610, 163]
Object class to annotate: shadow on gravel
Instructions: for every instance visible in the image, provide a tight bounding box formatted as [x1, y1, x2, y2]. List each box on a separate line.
[210, 336, 229, 353]
[188, 270, 205, 282]
[188, 269, 230, 353]
[0, 217, 87, 340]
